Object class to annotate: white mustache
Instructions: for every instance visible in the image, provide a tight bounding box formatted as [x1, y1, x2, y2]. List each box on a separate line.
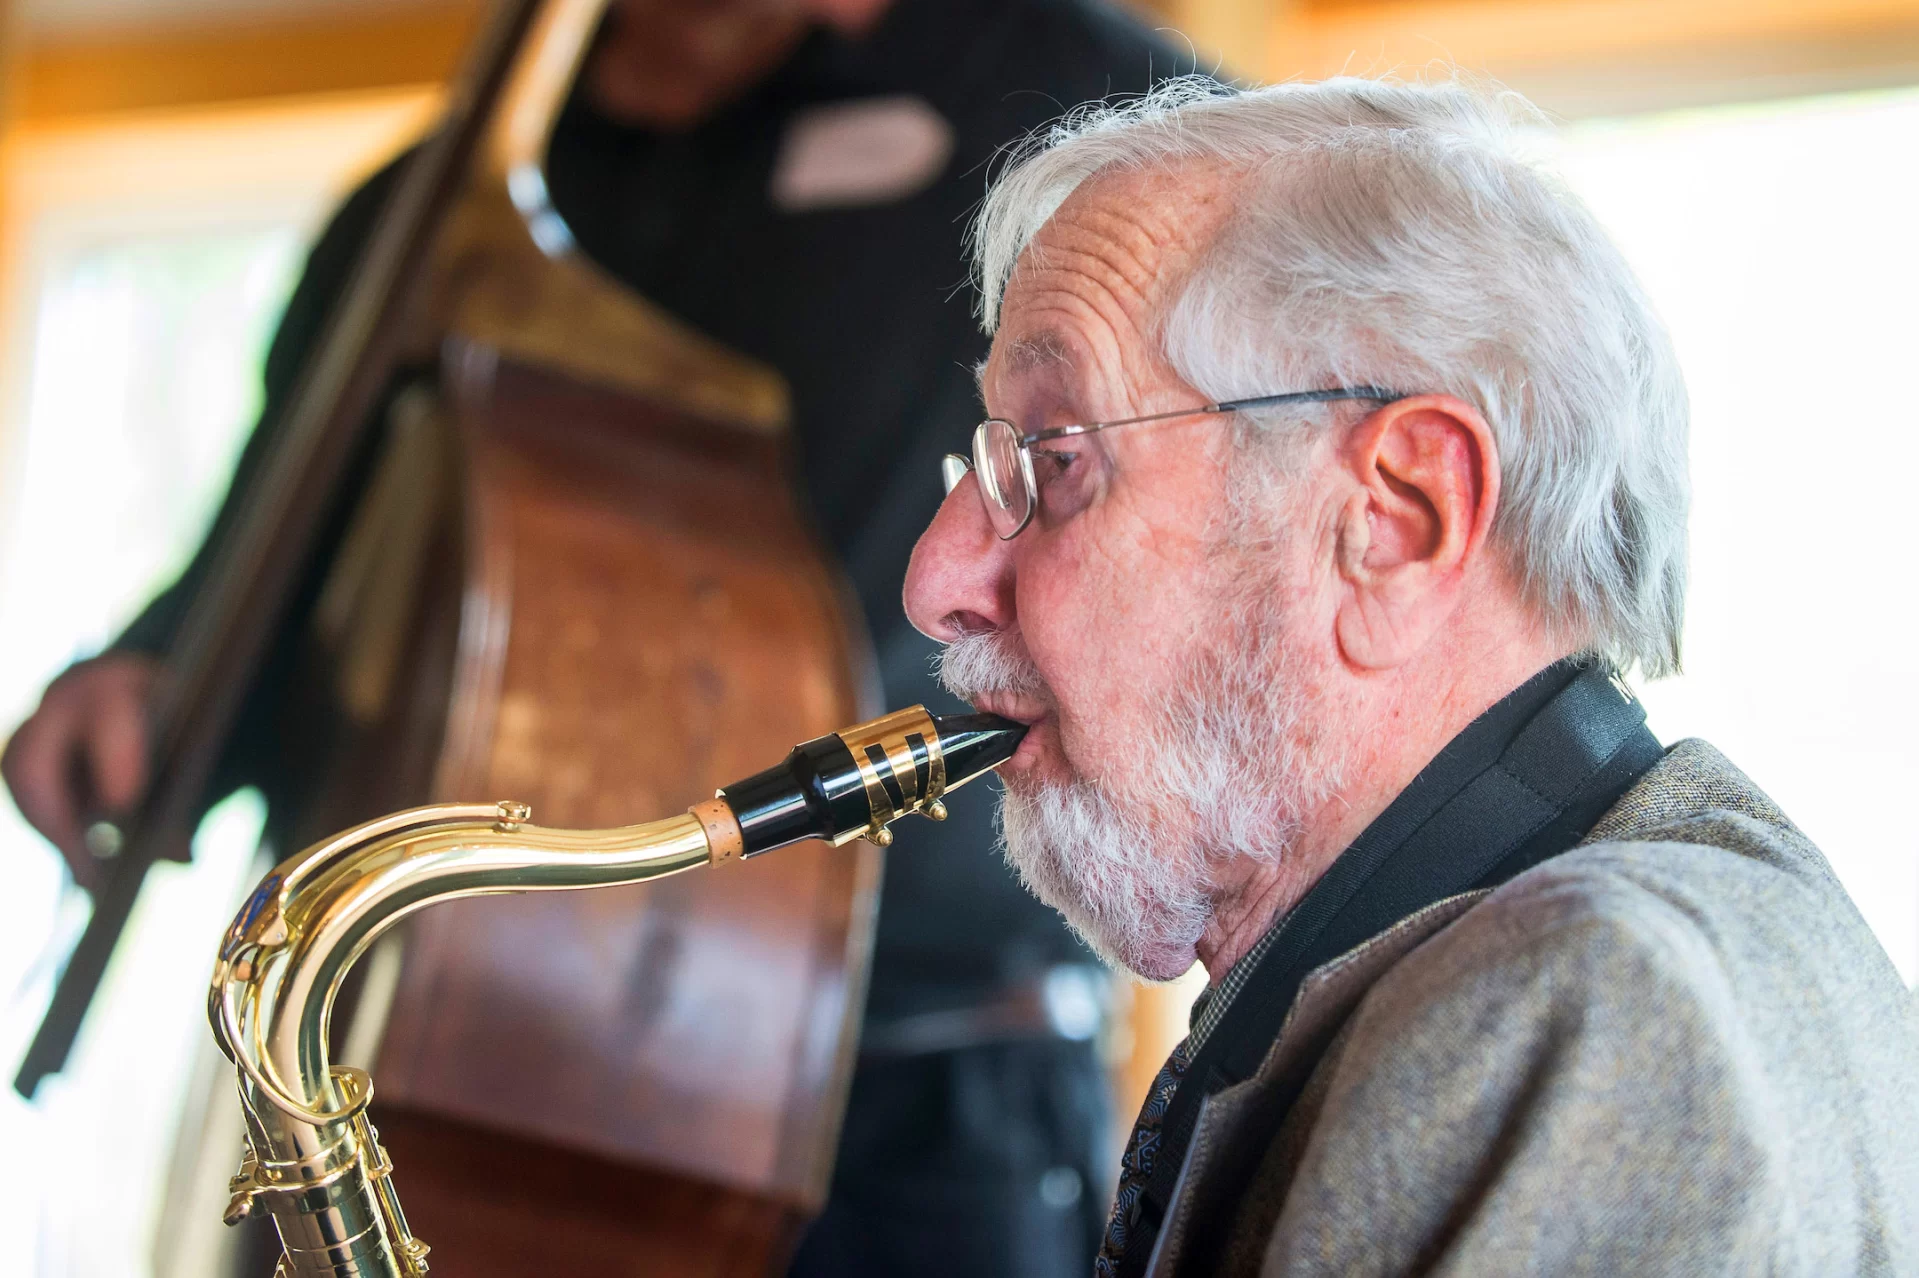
[936, 630, 1046, 702]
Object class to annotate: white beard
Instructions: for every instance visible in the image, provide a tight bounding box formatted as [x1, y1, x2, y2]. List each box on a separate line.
[939, 602, 1345, 982]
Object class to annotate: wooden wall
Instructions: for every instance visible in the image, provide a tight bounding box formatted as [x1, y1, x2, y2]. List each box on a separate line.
[15, 0, 1919, 126]
[1138, 0, 1919, 116]
[14, 1, 478, 122]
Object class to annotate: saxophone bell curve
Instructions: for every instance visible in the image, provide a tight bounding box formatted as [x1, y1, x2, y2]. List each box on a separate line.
[211, 705, 1023, 1277]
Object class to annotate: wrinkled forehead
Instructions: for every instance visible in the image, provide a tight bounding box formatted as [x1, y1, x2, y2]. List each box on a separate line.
[984, 162, 1239, 397]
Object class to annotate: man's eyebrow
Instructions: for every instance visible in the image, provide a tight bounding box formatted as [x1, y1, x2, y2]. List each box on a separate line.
[1004, 331, 1074, 374]
[977, 331, 1075, 393]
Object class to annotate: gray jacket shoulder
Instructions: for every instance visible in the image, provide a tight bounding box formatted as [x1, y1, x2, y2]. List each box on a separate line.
[1254, 739, 1919, 1277]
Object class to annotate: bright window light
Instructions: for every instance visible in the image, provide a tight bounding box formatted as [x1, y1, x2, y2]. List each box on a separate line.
[0, 90, 436, 1278]
[0, 224, 300, 1278]
[1557, 87, 1919, 984]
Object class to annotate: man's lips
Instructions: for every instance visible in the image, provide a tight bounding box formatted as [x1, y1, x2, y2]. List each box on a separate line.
[963, 692, 1051, 772]
[965, 691, 1046, 727]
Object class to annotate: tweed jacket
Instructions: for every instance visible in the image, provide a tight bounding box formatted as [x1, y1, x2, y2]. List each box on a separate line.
[1145, 740, 1919, 1277]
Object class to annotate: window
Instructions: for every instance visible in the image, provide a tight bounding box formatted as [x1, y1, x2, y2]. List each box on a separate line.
[0, 89, 435, 1278]
[1559, 87, 1919, 985]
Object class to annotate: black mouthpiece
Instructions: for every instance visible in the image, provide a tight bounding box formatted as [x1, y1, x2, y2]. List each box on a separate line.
[719, 708, 1025, 858]
[928, 713, 1028, 790]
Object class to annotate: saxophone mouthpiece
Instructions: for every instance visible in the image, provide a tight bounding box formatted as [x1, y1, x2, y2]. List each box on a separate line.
[719, 707, 1025, 856]
[926, 713, 1029, 791]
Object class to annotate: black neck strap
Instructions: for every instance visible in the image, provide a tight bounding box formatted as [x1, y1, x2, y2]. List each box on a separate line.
[1120, 660, 1664, 1276]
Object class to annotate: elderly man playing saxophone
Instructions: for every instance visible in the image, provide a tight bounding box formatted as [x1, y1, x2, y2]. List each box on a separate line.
[905, 78, 1919, 1276]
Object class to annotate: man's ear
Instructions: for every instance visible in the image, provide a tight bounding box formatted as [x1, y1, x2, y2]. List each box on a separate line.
[1333, 395, 1500, 670]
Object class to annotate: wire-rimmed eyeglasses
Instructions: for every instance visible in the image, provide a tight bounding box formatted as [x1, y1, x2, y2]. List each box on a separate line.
[940, 387, 1407, 540]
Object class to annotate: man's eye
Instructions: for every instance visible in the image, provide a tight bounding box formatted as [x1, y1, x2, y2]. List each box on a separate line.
[1031, 447, 1077, 483]
[1030, 445, 1096, 523]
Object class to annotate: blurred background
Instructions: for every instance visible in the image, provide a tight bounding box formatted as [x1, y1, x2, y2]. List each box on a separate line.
[0, 0, 1915, 1273]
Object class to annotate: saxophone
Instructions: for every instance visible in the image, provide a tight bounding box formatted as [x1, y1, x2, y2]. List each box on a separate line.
[209, 706, 1024, 1277]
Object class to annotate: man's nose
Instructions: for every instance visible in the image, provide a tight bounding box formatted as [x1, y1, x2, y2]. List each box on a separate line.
[904, 474, 1017, 641]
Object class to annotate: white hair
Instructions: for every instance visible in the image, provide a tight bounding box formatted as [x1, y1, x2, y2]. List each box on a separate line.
[938, 591, 1347, 981]
[972, 76, 1690, 677]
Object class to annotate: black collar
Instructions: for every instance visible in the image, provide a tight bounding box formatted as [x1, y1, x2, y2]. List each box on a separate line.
[1120, 657, 1664, 1276]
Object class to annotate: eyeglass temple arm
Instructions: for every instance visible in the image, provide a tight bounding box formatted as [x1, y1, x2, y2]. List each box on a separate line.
[1214, 387, 1405, 412]
[1017, 387, 1406, 446]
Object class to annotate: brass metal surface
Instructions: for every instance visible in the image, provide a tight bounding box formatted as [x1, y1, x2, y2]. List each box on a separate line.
[211, 803, 716, 1276]
[834, 706, 945, 845]
[209, 701, 1012, 1275]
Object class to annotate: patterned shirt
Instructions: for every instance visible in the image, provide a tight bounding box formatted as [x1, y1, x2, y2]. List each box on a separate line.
[1185, 919, 1286, 1053]
[1095, 920, 1283, 1275]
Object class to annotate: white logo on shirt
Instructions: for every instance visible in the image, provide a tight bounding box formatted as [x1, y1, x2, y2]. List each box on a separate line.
[770, 95, 955, 213]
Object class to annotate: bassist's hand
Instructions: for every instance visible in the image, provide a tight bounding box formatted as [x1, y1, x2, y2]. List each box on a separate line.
[2, 653, 161, 892]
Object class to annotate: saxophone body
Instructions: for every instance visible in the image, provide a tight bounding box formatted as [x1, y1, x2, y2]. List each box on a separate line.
[209, 707, 1024, 1277]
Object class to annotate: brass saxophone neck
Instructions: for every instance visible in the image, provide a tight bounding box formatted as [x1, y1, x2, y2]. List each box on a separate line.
[211, 706, 1023, 1277]
[212, 803, 713, 1276]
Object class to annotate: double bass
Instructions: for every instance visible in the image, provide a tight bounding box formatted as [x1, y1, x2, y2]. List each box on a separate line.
[18, 0, 907, 1270]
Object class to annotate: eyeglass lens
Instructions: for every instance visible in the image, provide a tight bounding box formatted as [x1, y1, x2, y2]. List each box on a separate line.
[973, 419, 1033, 538]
